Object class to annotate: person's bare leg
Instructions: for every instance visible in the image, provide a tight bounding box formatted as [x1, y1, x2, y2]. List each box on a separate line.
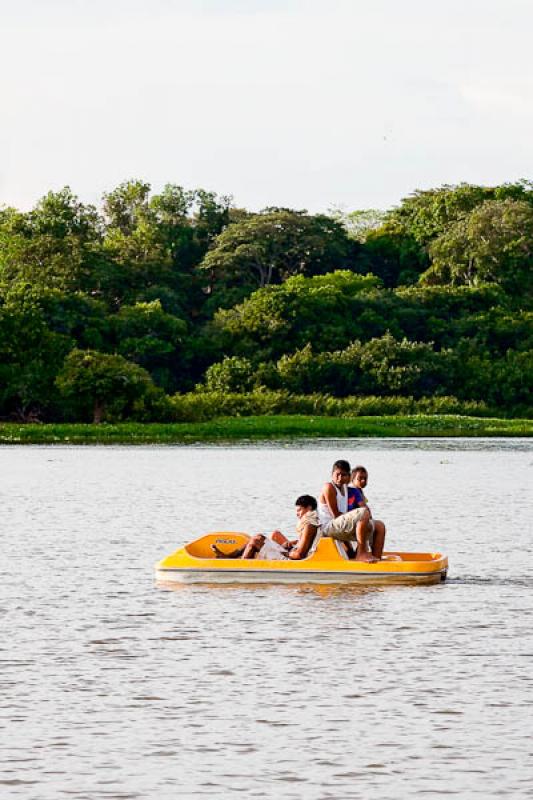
[355, 511, 378, 563]
[271, 530, 290, 548]
[344, 541, 356, 559]
[372, 520, 386, 559]
[211, 544, 245, 558]
[241, 534, 265, 559]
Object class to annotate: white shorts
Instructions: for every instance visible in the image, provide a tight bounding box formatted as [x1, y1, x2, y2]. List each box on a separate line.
[257, 537, 288, 561]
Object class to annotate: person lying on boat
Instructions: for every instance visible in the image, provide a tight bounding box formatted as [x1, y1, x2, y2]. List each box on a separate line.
[318, 459, 378, 563]
[348, 465, 386, 560]
[211, 495, 320, 561]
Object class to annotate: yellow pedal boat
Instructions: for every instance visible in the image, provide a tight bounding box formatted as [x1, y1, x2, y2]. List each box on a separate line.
[155, 532, 448, 586]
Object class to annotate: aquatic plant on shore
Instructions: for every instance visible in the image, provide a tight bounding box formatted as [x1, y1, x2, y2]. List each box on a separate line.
[0, 414, 530, 444]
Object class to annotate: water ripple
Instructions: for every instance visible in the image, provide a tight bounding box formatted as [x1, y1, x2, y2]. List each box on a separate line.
[0, 442, 531, 799]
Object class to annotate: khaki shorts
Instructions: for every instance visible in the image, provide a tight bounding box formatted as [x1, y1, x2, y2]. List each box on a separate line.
[323, 508, 373, 543]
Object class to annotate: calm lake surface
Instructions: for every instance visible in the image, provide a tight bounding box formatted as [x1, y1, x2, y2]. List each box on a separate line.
[1, 439, 532, 800]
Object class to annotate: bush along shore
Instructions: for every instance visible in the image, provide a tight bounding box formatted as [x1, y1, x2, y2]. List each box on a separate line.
[0, 414, 531, 444]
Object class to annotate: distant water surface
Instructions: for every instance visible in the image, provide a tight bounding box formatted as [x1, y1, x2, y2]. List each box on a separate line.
[1, 439, 532, 799]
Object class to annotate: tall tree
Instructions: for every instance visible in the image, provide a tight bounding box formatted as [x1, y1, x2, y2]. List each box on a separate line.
[55, 349, 157, 423]
[0, 188, 103, 297]
[330, 208, 386, 242]
[102, 180, 152, 235]
[111, 300, 187, 391]
[100, 181, 233, 314]
[0, 299, 72, 419]
[423, 198, 533, 297]
[199, 209, 358, 294]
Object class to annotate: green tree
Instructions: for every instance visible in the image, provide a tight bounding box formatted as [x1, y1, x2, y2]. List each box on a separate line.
[330, 208, 386, 242]
[203, 355, 256, 392]
[0, 299, 72, 419]
[200, 208, 358, 293]
[210, 271, 381, 362]
[385, 182, 533, 248]
[100, 180, 177, 310]
[356, 222, 427, 287]
[150, 185, 232, 315]
[360, 181, 533, 288]
[451, 339, 533, 411]
[276, 343, 352, 394]
[275, 335, 449, 398]
[388, 183, 495, 246]
[102, 180, 152, 234]
[0, 188, 103, 297]
[191, 189, 233, 250]
[37, 290, 110, 351]
[391, 284, 506, 347]
[424, 198, 533, 296]
[358, 333, 448, 396]
[30, 187, 101, 241]
[100, 180, 232, 315]
[112, 300, 187, 390]
[55, 349, 157, 423]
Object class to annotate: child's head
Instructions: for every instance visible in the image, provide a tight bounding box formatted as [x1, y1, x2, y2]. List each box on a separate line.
[351, 466, 368, 487]
[295, 495, 317, 517]
[331, 460, 351, 486]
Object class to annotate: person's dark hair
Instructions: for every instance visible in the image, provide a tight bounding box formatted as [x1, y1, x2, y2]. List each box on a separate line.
[295, 494, 317, 510]
[352, 465, 368, 478]
[332, 459, 350, 474]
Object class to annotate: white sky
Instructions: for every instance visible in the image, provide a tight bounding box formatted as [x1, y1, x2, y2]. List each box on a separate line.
[1, 0, 533, 213]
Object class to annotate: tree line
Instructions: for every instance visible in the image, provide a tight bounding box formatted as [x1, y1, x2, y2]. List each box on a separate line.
[0, 180, 531, 422]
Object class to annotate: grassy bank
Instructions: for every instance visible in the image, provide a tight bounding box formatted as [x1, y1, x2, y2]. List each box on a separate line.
[0, 414, 531, 444]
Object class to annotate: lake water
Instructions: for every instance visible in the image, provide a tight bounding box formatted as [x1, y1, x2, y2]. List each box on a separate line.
[1, 439, 532, 799]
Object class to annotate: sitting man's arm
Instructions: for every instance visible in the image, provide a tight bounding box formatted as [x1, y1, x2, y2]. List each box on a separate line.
[322, 482, 342, 519]
[288, 524, 317, 560]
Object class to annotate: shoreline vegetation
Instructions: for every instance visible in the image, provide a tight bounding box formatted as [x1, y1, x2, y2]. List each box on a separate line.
[1, 180, 531, 426]
[0, 415, 531, 444]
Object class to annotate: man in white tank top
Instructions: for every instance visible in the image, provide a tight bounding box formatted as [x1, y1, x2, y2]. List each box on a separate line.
[318, 459, 378, 563]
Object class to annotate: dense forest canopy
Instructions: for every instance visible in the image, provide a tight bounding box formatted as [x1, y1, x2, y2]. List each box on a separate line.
[0, 180, 531, 422]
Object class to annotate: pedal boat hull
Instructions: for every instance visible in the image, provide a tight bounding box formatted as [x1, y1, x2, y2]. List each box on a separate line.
[155, 533, 448, 586]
